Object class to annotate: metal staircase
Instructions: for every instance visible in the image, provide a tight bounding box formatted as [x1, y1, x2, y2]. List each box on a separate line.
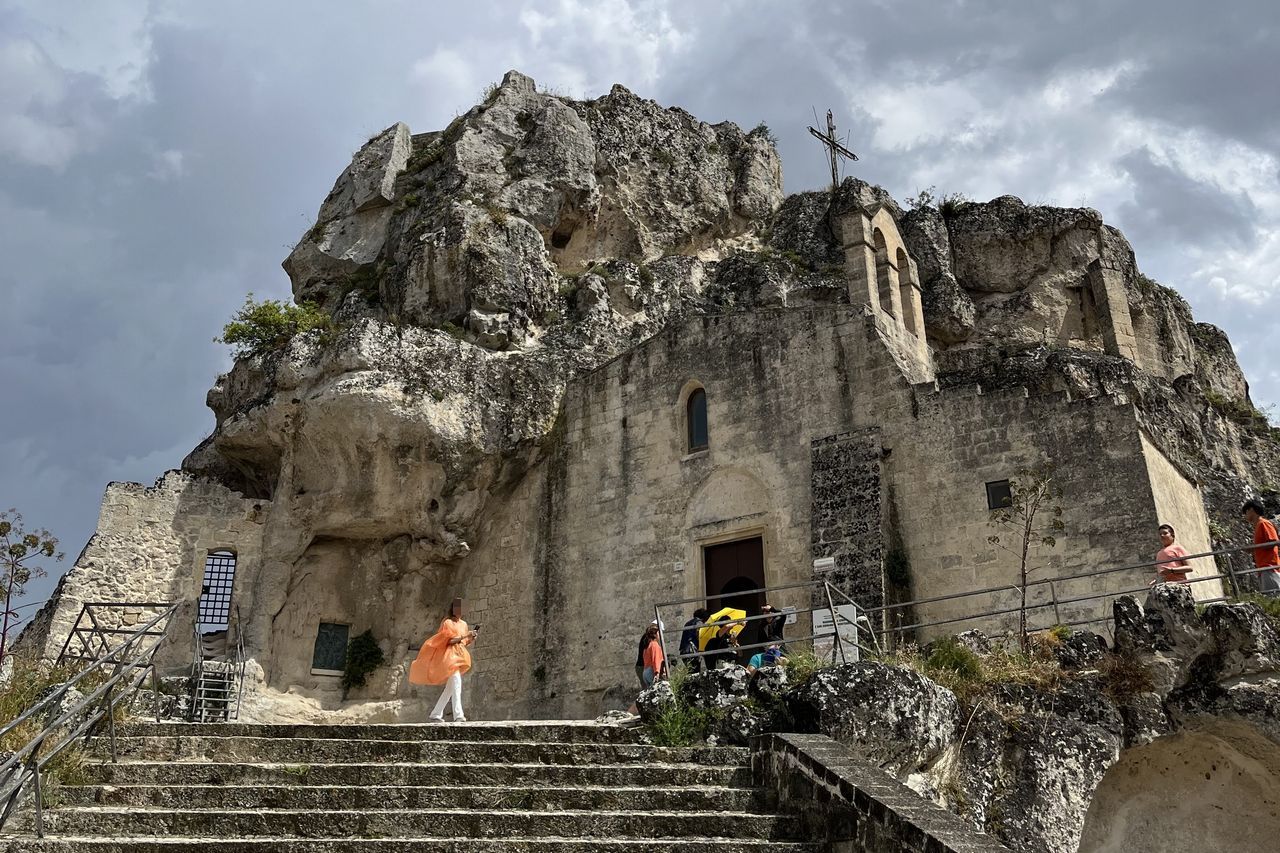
[191, 612, 245, 723]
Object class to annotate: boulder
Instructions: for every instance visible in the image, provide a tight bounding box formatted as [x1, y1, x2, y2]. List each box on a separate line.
[1200, 601, 1280, 680]
[283, 122, 412, 305]
[748, 664, 788, 704]
[1113, 586, 1212, 695]
[680, 666, 750, 710]
[1053, 630, 1108, 670]
[786, 662, 961, 774]
[714, 702, 769, 746]
[635, 680, 674, 722]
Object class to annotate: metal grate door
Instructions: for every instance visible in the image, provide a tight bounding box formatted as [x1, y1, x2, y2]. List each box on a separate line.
[198, 550, 237, 631]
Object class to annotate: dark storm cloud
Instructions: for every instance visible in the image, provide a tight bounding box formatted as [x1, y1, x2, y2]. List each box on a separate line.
[1, 0, 1278, 614]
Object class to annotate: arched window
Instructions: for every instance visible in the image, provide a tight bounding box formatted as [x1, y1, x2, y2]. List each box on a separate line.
[897, 248, 917, 335]
[687, 387, 709, 452]
[873, 229, 895, 317]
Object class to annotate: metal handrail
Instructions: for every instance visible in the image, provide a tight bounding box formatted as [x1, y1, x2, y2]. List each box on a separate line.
[0, 602, 178, 835]
[862, 540, 1278, 618]
[652, 578, 874, 671]
[870, 541, 1278, 643]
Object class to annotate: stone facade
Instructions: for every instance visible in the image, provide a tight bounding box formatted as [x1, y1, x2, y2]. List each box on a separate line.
[22, 73, 1280, 724]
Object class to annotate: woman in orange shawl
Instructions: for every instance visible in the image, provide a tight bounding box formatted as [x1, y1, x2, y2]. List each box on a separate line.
[409, 598, 476, 722]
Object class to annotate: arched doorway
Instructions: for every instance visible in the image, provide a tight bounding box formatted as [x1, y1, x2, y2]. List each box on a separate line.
[703, 537, 765, 647]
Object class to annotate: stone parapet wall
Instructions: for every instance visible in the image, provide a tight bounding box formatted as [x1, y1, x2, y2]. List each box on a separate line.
[752, 732, 1010, 853]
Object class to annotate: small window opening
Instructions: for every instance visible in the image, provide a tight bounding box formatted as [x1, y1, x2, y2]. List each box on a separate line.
[311, 622, 350, 674]
[986, 480, 1013, 511]
[687, 388, 709, 452]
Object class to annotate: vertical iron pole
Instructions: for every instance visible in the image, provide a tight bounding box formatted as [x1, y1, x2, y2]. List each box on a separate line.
[823, 582, 846, 665]
[31, 762, 43, 838]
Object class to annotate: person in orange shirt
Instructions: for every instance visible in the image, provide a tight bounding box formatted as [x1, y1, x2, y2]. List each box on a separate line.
[1153, 524, 1192, 584]
[640, 624, 666, 687]
[1242, 500, 1280, 596]
[409, 597, 477, 722]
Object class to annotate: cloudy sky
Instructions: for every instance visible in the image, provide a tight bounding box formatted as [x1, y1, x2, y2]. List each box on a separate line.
[2, 0, 1278, 619]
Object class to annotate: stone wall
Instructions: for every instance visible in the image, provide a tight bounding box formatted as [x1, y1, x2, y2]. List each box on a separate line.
[881, 389, 1160, 639]
[810, 430, 885, 607]
[17, 471, 265, 672]
[531, 307, 864, 717]
[1139, 431, 1222, 600]
[753, 732, 1010, 853]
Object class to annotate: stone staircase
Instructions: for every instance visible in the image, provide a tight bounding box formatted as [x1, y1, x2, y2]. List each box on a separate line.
[3, 722, 816, 851]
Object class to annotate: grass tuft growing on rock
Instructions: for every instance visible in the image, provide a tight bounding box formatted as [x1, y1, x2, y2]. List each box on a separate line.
[878, 638, 1064, 703]
[1097, 652, 1154, 701]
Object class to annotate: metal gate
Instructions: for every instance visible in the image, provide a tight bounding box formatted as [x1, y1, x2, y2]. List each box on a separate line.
[198, 550, 237, 631]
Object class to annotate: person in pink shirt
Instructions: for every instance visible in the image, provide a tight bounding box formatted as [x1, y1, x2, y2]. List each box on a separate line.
[1153, 524, 1192, 584]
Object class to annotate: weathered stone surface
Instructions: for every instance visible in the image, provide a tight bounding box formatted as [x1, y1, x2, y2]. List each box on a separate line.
[635, 680, 674, 722]
[715, 702, 769, 746]
[787, 662, 961, 774]
[283, 122, 411, 305]
[680, 666, 750, 710]
[1113, 585, 1212, 695]
[1053, 630, 1108, 670]
[748, 665, 788, 703]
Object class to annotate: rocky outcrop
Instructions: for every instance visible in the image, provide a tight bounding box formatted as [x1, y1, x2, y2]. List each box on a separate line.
[786, 662, 962, 775]
[644, 586, 1280, 853]
[811, 587, 1280, 853]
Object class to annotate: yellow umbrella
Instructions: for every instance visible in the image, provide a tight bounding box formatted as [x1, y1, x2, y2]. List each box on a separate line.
[697, 607, 747, 651]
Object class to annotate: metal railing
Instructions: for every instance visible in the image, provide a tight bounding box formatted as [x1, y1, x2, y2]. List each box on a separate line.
[653, 579, 879, 671]
[55, 602, 174, 668]
[0, 602, 178, 836]
[191, 606, 247, 723]
[864, 540, 1280, 645]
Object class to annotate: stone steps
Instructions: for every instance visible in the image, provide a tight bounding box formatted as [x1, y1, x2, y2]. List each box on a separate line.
[116, 722, 643, 744]
[56, 784, 765, 812]
[35, 808, 799, 840]
[3, 839, 817, 852]
[3, 722, 810, 850]
[99, 735, 737, 765]
[83, 760, 753, 788]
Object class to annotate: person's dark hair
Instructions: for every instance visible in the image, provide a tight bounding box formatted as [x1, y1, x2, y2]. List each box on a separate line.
[693, 608, 709, 621]
[1158, 524, 1175, 535]
[643, 624, 660, 643]
[1243, 499, 1267, 516]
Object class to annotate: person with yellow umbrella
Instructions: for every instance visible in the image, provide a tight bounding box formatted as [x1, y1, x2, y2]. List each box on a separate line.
[698, 607, 746, 668]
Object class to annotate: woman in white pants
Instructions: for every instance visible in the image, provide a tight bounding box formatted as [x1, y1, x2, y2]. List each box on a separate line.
[409, 598, 476, 721]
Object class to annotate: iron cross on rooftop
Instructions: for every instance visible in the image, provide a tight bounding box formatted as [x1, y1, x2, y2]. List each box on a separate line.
[808, 109, 859, 193]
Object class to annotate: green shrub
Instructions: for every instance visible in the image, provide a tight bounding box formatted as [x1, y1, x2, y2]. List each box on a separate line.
[648, 703, 719, 747]
[216, 294, 333, 359]
[748, 122, 778, 146]
[925, 637, 982, 681]
[342, 630, 385, 698]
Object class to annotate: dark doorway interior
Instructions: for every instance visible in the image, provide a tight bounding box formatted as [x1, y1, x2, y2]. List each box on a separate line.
[703, 537, 766, 646]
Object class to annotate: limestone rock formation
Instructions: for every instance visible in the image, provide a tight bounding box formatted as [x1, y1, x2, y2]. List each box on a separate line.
[786, 661, 962, 775]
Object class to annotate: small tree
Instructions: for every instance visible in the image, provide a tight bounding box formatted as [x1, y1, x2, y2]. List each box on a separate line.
[0, 510, 63, 665]
[216, 293, 333, 359]
[986, 467, 1064, 650]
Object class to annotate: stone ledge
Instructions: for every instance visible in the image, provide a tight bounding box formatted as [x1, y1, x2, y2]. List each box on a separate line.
[752, 732, 1010, 853]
